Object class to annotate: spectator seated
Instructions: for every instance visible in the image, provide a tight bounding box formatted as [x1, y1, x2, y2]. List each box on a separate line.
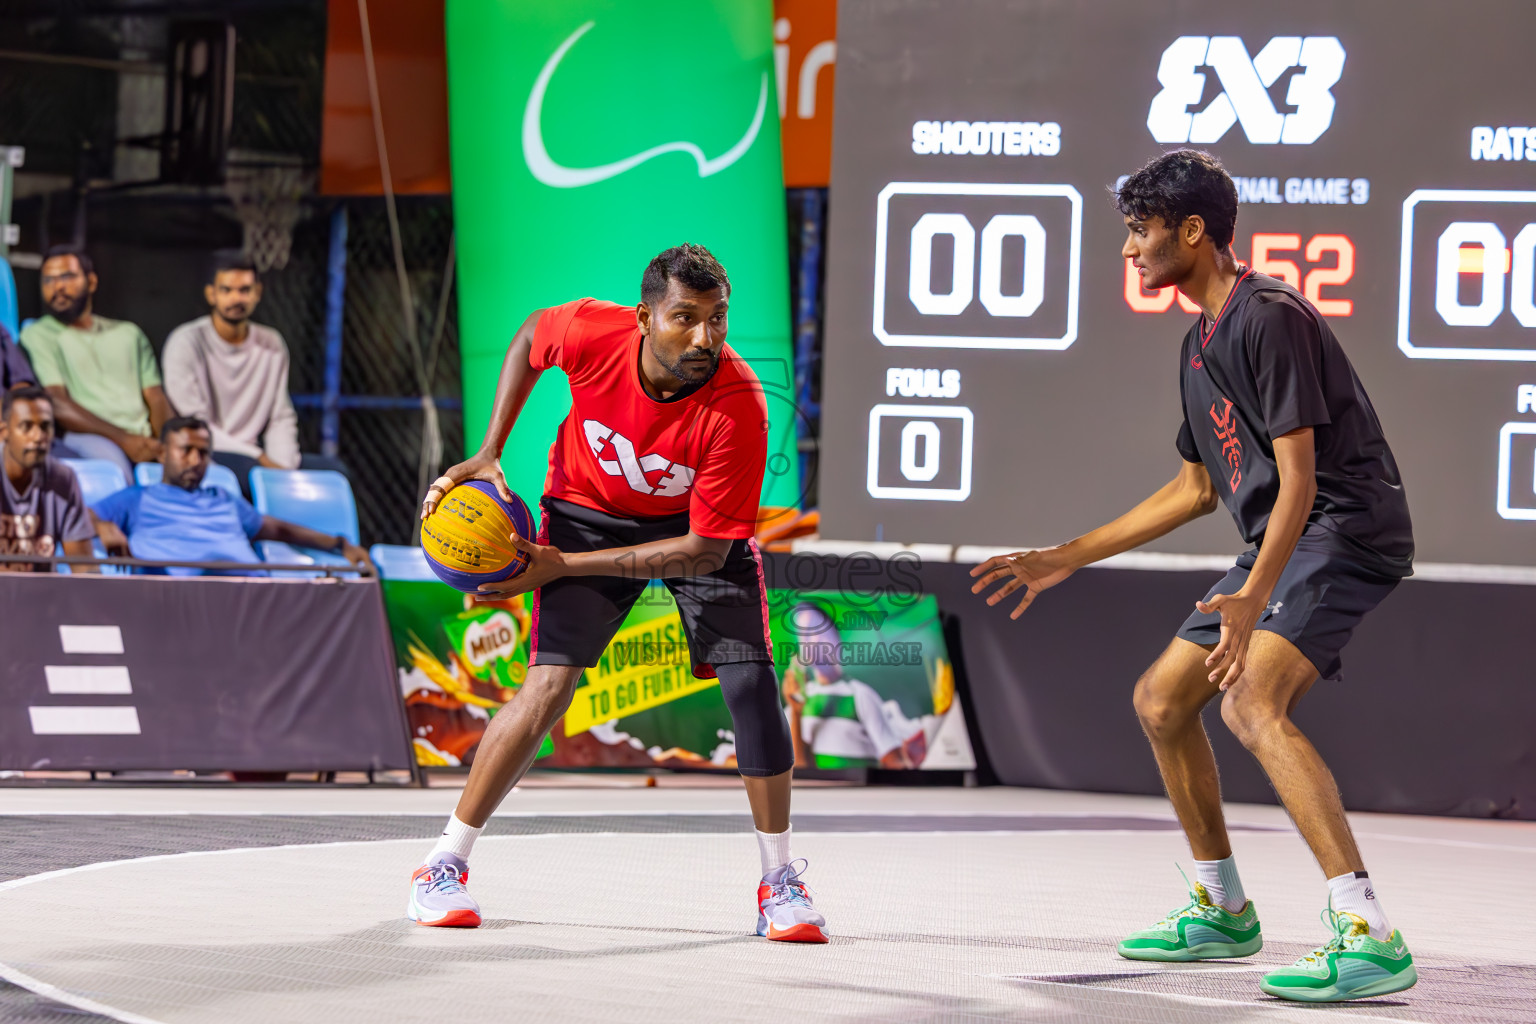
[20, 246, 174, 484]
[91, 416, 371, 577]
[163, 251, 347, 497]
[1, 386, 102, 574]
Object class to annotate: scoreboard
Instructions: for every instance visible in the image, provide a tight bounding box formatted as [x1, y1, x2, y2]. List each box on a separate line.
[818, 0, 1536, 566]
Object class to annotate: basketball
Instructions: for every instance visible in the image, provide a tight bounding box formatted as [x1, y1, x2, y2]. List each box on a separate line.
[421, 481, 535, 592]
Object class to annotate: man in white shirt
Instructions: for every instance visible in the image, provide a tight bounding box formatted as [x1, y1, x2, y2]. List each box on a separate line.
[162, 252, 343, 494]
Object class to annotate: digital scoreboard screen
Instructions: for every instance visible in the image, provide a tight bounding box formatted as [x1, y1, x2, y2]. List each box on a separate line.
[819, 0, 1536, 566]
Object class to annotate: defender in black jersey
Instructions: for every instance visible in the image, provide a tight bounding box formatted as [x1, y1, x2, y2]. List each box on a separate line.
[971, 151, 1418, 1003]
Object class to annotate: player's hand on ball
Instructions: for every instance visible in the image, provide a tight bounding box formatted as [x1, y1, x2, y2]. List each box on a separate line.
[969, 547, 1077, 620]
[474, 533, 567, 601]
[1196, 587, 1265, 690]
[421, 450, 514, 520]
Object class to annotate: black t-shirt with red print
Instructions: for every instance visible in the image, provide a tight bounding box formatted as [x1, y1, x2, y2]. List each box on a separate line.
[1175, 270, 1414, 578]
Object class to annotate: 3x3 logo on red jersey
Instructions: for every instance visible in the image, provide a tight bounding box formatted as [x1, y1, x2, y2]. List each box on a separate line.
[582, 419, 697, 498]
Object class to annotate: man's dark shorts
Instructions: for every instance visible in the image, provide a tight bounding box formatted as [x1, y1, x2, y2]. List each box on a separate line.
[1177, 529, 1403, 681]
[530, 497, 772, 678]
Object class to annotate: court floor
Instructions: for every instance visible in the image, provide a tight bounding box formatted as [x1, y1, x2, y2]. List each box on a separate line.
[2, 778, 1532, 1024]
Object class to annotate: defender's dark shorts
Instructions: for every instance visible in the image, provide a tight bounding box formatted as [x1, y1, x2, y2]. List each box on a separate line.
[530, 498, 772, 678]
[1176, 531, 1402, 681]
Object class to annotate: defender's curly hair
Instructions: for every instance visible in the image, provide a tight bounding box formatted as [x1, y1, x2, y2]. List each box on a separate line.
[1113, 149, 1238, 249]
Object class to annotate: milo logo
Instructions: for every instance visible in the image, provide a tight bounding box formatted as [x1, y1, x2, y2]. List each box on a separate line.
[462, 611, 519, 670]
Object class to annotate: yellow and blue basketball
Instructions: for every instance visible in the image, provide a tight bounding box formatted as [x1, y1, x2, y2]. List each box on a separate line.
[421, 481, 535, 593]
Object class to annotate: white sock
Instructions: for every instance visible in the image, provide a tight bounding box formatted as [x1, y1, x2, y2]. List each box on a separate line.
[1328, 871, 1392, 939]
[429, 813, 483, 862]
[756, 826, 793, 876]
[1194, 855, 1247, 913]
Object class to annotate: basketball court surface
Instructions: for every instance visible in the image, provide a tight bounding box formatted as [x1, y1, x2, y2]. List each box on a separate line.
[3, 777, 1532, 1024]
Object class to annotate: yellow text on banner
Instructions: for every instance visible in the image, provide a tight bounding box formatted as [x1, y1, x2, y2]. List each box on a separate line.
[564, 613, 719, 735]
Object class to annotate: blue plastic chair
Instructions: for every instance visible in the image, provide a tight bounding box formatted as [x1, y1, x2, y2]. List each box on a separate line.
[368, 544, 435, 581]
[58, 458, 130, 574]
[0, 260, 18, 340]
[135, 461, 243, 500]
[249, 468, 359, 573]
[61, 458, 130, 506]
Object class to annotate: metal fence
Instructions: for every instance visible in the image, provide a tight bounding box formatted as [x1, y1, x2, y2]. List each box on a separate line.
[260, 196, 462, 546]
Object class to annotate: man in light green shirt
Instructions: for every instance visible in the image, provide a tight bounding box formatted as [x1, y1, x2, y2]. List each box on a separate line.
[21, 247, 175, 482]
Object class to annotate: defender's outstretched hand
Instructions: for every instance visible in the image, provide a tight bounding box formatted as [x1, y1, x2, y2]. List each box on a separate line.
[969, 547, 1077, 620]
[421, 451, 513, 519]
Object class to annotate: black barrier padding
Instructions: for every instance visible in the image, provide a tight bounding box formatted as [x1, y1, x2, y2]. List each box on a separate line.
[0, 574, 413, 773]
[764, 552, 1536, 820]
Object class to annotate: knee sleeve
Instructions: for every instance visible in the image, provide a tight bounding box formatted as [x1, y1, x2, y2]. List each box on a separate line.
[714, 661, 794, 777]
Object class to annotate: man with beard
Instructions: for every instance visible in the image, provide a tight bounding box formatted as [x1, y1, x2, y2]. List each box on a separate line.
[406, 244, 828, 944]
[20, 246, 173, 482]
[0, 386, 99, 573]
[163, 252, 340, 496]
[90, 415, 371, 576]
[971, 150, 1416, 1002]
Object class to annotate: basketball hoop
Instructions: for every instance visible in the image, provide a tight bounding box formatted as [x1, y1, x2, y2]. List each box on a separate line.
[225, 163, 311, 272]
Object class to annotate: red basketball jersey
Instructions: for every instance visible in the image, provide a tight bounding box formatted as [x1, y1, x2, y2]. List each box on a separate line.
[530, 299, 769, 539]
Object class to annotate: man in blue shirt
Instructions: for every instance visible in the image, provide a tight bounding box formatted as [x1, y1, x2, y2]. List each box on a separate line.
[92, 416, 371, 576]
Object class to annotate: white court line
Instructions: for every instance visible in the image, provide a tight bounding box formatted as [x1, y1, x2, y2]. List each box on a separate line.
[1354, 830, 1536, 854]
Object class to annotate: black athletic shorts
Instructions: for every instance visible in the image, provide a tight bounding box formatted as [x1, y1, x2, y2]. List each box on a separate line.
[1176, 529, 1403, 681]
[530, 497, 772, 678]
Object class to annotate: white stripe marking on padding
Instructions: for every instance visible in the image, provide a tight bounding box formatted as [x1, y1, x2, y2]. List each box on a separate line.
[58, 625, 124, 654]
[28, 706, 141, 735]
[44, 665, 132, 695]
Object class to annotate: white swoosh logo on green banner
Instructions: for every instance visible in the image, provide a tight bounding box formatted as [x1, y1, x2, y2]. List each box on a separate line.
[523, 20, 768, 188]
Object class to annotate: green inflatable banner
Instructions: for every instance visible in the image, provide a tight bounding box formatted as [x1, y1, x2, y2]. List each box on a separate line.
[446, 0, 802, 520]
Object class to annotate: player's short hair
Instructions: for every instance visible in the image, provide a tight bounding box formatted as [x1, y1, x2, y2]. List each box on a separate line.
[1113, 149, 1238, 250]
[2, 384, 52, 419]
[208, 249, 259, 285]
[161, 415, 211, 442]
[640, 244, 731, 306]
[42, 244, 94, 278]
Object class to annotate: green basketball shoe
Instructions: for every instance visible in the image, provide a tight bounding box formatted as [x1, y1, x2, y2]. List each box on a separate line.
[1118, 878, 1263, 962]
[1260, 909, 1417, 1002]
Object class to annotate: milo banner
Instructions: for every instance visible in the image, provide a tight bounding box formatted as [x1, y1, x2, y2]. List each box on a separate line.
[381, 577, 975, 772]
[446, 0, 802, 519]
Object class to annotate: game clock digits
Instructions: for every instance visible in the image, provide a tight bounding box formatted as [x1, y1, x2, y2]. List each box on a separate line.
[818, 0, 1536, 567]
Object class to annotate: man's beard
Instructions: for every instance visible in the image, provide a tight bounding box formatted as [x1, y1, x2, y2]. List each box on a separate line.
[48, 292, 89, 324]
[657, 344, 719, 384]
[216, 305, 250, 326]
[1145, 232, 1184, 289]
[168, 467, 206, 490]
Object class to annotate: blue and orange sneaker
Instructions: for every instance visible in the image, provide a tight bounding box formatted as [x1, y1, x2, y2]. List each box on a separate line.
[407, 852, 482, 928]
[756, 859, 828, 943]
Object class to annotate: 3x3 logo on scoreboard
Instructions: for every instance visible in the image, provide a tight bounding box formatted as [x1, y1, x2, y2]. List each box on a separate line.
[873, 182, 1082, 349]
[1397, 190, 1536, 361]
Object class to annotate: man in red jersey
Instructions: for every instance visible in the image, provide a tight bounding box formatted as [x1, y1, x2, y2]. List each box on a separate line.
[405, 245, 827, 943]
